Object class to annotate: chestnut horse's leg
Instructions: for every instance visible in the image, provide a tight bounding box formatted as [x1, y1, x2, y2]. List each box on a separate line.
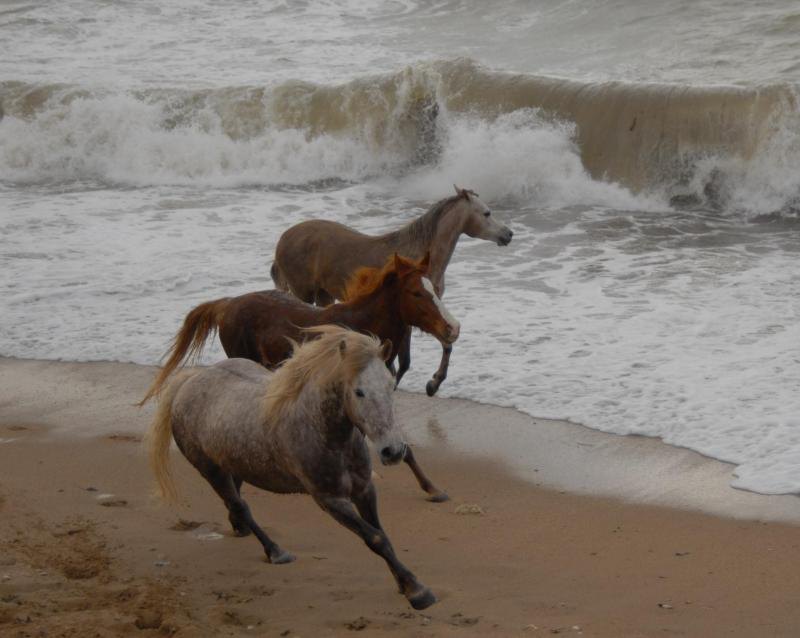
[314, 289, 335, 306]
[316, 492, 436, 610]
[402, 446, 448, 502]
[425, 344, 452, 397]
[204, 467, 294, 563]
[394, 328, 412, 388]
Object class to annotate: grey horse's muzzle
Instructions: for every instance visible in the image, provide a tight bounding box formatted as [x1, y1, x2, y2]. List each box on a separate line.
[380, 442, 407, 466]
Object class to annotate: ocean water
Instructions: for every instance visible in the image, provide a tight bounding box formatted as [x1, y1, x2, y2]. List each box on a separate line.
[2, 0, 800, 494]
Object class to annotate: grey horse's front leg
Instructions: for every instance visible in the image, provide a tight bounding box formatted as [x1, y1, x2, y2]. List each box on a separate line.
[315, 494, 436, 610]
[402, 446, 448, 502]
[394, 327, 412, 389]
[425, 344, 452, 396]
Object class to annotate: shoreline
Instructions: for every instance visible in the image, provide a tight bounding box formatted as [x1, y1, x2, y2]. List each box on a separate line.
[3, 356, 800, 523]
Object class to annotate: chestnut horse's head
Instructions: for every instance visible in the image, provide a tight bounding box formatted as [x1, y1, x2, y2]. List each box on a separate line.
[345, 253, 460, 345]
[452, 185, 513, 247]
[392, 252, 460, 345]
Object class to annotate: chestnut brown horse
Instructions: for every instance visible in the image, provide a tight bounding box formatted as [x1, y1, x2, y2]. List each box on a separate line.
[270, 186, 513, 395]
[141, 253, 457, 502]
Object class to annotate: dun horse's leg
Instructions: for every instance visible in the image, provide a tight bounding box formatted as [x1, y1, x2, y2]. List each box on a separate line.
[316, 494, 436, 610]
[425, 344, 452, 397]
[204, 468, 294, 564]
[403, 446, 448, 502]
[394, 328, 412, 388]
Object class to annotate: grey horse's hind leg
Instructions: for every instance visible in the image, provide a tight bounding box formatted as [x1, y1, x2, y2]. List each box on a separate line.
[204, 467, 295, 564]
[403, 446, 448, 503]
[315, 493, 436, 610]
[229, 476, 250, 536]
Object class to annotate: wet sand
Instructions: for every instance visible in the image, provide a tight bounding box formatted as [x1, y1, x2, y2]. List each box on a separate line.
[1, 357, 800, 637]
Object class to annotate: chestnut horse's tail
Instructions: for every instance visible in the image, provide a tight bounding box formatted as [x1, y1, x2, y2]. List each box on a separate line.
[270, 261, 288, 292]
[145, 370, 194, 502]
[139, 297, 230, 406]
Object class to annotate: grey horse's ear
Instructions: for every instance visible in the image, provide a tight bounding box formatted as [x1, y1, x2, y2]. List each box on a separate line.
[380, 339, 392, 362]
[339, 339, 347, 357]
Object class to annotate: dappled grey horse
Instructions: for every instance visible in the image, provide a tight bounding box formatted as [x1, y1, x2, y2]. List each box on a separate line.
[146, 325, 436, 610]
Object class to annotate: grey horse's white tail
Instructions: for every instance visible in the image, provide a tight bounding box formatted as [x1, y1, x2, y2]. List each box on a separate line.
[145, 371, 193, 502]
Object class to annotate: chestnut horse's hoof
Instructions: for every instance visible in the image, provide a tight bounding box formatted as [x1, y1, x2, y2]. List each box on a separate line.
[425, 380, 440, 397]
[267, 549, 296, 565]
[426, 491, 449, 503]
[408, 587, 437, 610]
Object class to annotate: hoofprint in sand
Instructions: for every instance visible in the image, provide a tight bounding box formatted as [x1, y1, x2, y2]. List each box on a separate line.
[2, 357, 800, 636]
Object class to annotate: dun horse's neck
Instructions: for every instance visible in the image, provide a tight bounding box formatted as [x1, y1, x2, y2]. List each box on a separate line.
[380, 203, 463, 292]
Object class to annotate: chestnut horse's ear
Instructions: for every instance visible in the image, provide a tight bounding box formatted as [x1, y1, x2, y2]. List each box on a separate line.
[419, 251, 431, 272]
[339, 339, 347, 358]
[380, 339, 392, 362]
[453, 183, 460, 195]
[393, 252, 411, 276]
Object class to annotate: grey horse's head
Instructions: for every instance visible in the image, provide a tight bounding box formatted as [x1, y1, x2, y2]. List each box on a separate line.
[347, 340, 407, 465]
[452, 185, 513, 246]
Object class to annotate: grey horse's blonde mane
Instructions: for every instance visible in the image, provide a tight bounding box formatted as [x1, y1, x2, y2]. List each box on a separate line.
[263, 325, 382, 422]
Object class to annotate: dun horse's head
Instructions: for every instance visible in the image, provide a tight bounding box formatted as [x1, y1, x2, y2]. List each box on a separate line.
[452, 185, 513, 247]
[393, 253, 460, 345]
[342, 336, 407, 465]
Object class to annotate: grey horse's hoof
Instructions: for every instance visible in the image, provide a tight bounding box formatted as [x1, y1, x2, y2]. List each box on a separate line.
[268, 549, 296, 565]
[425, 380, 439, 397]
[408, 587, 437, 610]
[426, 491, 449, 503]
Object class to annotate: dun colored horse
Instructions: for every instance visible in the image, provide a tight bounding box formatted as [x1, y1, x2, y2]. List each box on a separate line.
[271, 186, 512, 395]
[141, 253, 457, 502]
[146, 326, 437, 610]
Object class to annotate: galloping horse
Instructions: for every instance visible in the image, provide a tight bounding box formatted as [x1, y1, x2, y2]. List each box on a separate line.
[271, 186, 512, 395]
[141, 253, 457, 502]
[146, 326, 437, 610]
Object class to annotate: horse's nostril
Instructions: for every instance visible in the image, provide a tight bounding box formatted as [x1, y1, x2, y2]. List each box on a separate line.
[380, 447, 391, 459]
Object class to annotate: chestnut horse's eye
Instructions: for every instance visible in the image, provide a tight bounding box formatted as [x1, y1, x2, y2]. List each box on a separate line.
[413, 291, 423, 298]
[355, 388, 365, 398]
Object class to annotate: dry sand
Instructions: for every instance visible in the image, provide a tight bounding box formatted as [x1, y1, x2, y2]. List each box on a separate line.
[1, 357, 800, 637]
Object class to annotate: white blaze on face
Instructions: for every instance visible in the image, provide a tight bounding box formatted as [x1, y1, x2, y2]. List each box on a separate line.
[422, 277, 460, 339]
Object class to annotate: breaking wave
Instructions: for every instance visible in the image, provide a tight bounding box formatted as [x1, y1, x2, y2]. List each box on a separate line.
[2, 59, 799, 215]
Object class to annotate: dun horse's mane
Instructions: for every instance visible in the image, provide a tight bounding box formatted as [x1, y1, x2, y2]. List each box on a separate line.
[263, 325, 381, 422]
[342, 253, 424, 302]
[391, 193, 466, 249]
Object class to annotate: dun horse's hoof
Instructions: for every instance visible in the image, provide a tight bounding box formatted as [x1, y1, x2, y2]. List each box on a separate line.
[426, 491, 449, 503]
[408, 587, 437, 610]
[267, 549, 296, 565]
[425, 380, 439, 397]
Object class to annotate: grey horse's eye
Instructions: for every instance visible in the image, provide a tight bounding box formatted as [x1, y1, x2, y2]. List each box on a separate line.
[484, 210, 491, 217]
[355, 388, 365, 398]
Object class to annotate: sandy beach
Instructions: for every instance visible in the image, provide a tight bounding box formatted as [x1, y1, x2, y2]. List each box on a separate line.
[1, 357, 799, 637]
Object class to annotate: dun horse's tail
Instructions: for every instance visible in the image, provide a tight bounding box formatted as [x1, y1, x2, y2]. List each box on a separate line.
[139, 297, 230, 406]
[270, 261, 288, 291]
[145, 371, 193, 501]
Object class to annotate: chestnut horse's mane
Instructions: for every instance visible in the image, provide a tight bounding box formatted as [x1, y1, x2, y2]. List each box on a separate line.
[342, 254, 425, 302]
